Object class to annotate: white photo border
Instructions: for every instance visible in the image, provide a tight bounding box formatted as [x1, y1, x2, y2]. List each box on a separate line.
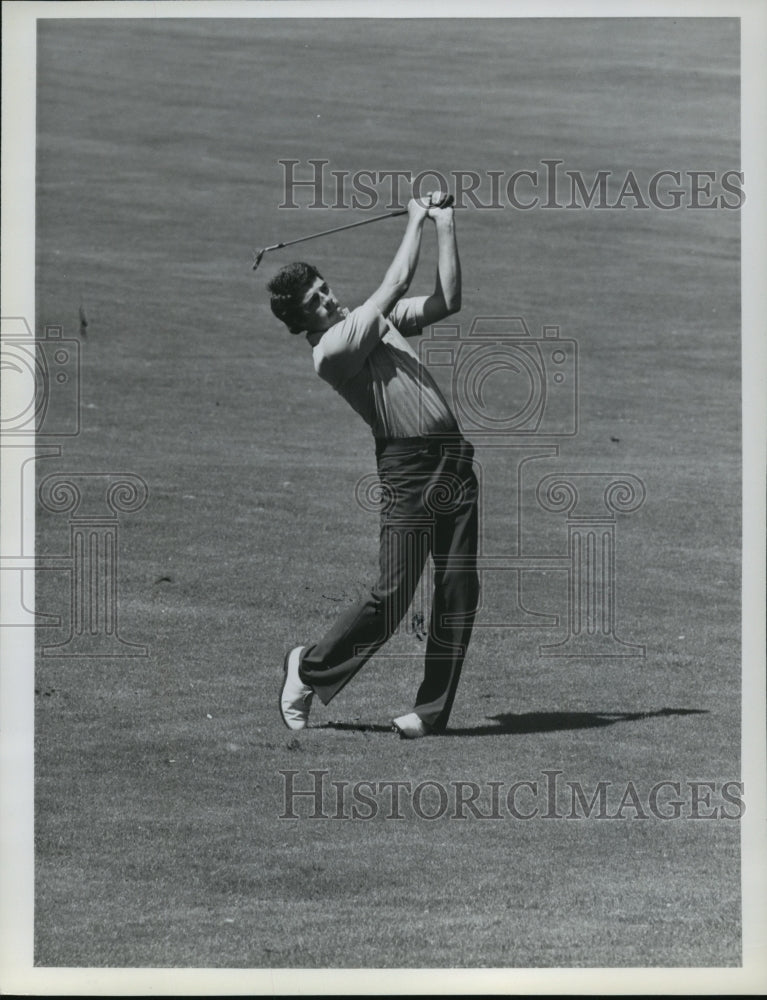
[1, 0, 765, 994]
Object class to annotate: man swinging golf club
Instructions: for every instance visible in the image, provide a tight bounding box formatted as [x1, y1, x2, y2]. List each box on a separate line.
[268, 190, 479, 738]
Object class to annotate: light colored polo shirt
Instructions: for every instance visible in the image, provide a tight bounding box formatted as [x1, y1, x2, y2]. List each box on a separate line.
[311, 297, 457, 439]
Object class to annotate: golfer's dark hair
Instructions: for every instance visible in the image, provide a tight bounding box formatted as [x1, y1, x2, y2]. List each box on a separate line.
[267, 262, 323, 335]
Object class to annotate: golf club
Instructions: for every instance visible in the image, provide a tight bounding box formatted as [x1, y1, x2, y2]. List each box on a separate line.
[252, 195, 454, 271]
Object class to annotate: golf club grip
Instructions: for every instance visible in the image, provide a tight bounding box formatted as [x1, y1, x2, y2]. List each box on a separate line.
[388, 193, 453, 213]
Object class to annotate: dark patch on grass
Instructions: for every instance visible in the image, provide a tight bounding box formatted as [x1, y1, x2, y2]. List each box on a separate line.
[316, 721, 396, 733]
[445, 707, 708, 736]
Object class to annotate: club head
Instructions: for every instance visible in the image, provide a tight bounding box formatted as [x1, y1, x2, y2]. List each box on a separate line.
[252, 248, 266, 272]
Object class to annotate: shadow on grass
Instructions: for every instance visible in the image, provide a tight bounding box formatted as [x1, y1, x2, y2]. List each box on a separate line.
[445, 707, 708, 737]
[316, 707, 707, 737]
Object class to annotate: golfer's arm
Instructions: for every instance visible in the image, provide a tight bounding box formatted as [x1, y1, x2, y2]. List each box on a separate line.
[421, 214, 461, 326]
[367, 214, 426, 316]
[314, 303, 389, 386]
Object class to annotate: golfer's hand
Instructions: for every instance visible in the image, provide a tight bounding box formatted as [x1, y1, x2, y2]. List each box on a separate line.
[426, 190, 453, 219]
[408, 195, 430, 222]
[427, 199, 455, 223]
[408, 190, 451, 221]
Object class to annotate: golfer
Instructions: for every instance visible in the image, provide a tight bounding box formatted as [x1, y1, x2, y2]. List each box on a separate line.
[268, 191, 479, 738]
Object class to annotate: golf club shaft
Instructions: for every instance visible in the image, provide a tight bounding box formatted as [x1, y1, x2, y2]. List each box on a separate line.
[252, 194, 454, 270]
[253, 209, 407, 269]
[271, 208, 408, 251]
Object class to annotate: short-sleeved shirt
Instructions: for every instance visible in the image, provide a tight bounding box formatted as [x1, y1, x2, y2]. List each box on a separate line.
[311, 297, 457, 439]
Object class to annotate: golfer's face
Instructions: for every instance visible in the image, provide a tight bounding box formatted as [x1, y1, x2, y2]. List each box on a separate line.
[300, 277, 345, 333]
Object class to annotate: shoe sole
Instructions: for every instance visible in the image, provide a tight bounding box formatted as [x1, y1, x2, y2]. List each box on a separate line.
[279, 646, 302, 730]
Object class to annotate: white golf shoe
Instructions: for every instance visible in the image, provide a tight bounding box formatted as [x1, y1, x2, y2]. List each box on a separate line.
[392, 712, 431, 739]
[280, 646, 314, 730]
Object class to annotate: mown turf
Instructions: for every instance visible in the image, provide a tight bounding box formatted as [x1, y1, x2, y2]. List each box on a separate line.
[34, 17, 741, 968]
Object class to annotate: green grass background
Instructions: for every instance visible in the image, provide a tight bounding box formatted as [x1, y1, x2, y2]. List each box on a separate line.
[34, 17, 741, 967]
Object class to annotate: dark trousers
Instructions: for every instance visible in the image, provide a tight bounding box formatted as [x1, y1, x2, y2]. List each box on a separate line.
[299, 434, 480, 730]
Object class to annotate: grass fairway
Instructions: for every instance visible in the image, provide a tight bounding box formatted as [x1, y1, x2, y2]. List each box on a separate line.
[32, 16, 742, 970]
